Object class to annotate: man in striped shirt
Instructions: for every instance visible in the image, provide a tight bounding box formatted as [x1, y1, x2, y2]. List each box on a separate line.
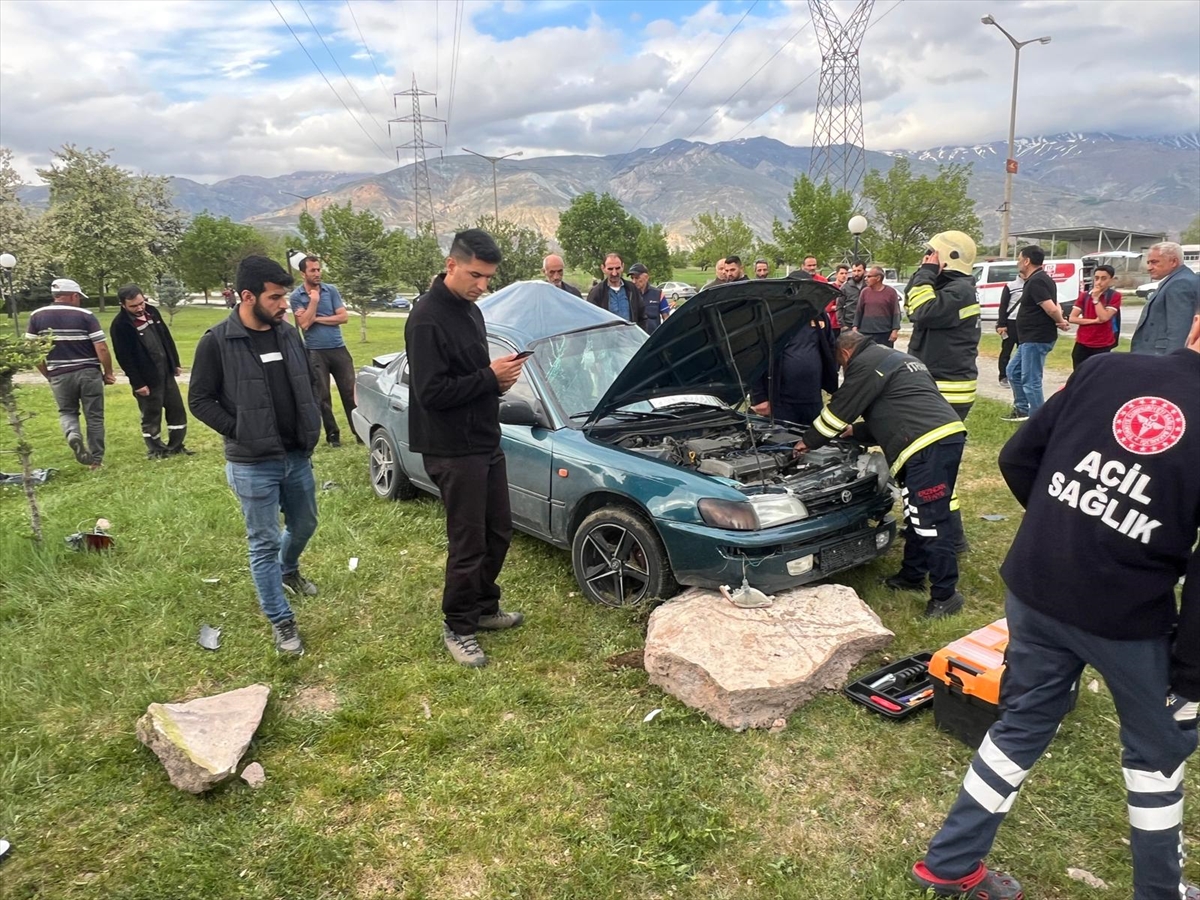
[25, 278, 116, 468]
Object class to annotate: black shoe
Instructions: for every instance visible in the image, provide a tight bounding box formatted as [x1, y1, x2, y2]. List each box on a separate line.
[925, 592, 965, 619]
[998, 377, 1008, 386]
[271, 618, 304, 655]
[282, 571, 319, 597]
[146, 449, 168, 460]
[327, 436, 342, 448]
[999, 408, 1029, 422]
[884, 572, 926, 592]
[169, 445, 195, 456]
[67, 432, 93, 466]
[955, 537, 971, 554]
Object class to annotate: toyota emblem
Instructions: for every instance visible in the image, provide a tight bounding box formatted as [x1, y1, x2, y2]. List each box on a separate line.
[840, 490, 853, 503]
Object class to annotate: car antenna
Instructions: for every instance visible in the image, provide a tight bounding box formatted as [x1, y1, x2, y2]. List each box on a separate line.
[715, 299, 769, 485]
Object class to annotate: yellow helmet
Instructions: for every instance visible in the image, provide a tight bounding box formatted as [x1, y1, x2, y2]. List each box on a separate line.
[928, 231, 977, 275]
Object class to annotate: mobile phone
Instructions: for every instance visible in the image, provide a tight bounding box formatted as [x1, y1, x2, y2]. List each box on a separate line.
[513, 350, 534, 360]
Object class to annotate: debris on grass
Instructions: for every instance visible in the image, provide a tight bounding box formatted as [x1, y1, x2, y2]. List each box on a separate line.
[643, 708, 663, 723]
[0, 468, 55, 486]
[321, 481, 339, 491]
[197, 624, 222, 651]
[201, 577, 221, 584]
[421, 699, 432, 720]
[240, 762, 266, 789]
[606, 649, 645, 670]
[349, 557, 359, 572]
[1066, 868, 1108, 889]
[1087, 679, 1100, 693]
[980, 514, 1008, 521]
[0, 838, 10, 860]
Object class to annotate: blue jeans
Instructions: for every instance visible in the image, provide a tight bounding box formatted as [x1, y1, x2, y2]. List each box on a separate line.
[225, 451, 318, 624]
[1006, 341, 1054, 415]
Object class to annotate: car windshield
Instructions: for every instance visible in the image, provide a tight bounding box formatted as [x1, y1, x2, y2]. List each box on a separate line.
[534, 324, 722, 423]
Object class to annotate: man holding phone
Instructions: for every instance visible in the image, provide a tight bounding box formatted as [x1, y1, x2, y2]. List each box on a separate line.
[406, 229, 529, 668]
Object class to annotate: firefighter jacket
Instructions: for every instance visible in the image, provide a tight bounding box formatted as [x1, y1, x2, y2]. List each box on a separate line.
[998, 347, 1200, 699]
[905, 264, 981, 409]
[802, 340, 966, 475]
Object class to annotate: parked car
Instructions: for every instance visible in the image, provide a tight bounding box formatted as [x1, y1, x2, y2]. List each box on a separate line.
[352, 280, 897, 607]
[972, 257, 1098, 320]
[659, 281, 697, 306]
[389, 296, 412, 310]
[1136, 280, 1159, 298]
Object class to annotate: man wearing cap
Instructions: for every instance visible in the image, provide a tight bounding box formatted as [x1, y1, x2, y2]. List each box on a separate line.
[542, 254, 581, 297]
[754, 259, 770, 279]
[628, 264, 668, 333]
[25, 278, 116, 468]
[586, 253, 649, 332]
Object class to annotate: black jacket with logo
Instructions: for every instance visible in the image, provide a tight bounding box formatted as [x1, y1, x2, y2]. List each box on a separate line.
[405, 274, 502, 457]
[998, 348, 1200, 699]
[905, 264, 981, 409]
[110, 305, 182, 392]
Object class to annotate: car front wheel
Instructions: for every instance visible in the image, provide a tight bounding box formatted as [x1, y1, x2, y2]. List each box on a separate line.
[571, 507, 677, 607]
[369, 428, 417, 501]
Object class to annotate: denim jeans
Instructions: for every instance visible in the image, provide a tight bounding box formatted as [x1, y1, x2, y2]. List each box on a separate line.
[1006, 341, 1054, 415]
[225, 451, 318, 624]
[49, 367, 105, 462]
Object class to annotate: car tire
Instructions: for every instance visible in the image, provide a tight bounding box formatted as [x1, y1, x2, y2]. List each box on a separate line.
[571, 507, 677, 607]
[369, 428, 417, 501]
[671, 292, 680, 301]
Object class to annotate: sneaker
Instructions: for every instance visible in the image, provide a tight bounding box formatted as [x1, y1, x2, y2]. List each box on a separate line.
[443, 625, 487, 667]
[999, 408, 1029, 422]
[998, 377, 1009, 386]
[925, 592, 965, 619]
[328, 436, 342, 448]
[282, 571, 319, 597]
[884, 572, 926, 592]
[911, 861, 1023, 899]
[477, 610, 525, 631]
[67, 432, 93, 465]
[1183, 881, 1199, 900]
[272, 618, 304, 655]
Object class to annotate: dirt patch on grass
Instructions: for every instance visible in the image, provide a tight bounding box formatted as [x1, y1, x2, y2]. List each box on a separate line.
[432, 860, 486, 898]
[286, 685, 340, 716]
[605, 649, 645, 670]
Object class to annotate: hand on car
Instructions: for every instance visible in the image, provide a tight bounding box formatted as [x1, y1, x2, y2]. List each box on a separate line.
[792, 440, 808, 457]
[135, 385, 150, 397]
[750, 401, 771, 416]
[490, 354, 527, 393]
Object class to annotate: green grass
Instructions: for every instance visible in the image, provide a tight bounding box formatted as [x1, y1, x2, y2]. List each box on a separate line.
[1, 341, 1196, 897]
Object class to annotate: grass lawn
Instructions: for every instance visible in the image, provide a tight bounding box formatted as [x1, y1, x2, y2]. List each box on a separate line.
[1, 317, 1196, 898]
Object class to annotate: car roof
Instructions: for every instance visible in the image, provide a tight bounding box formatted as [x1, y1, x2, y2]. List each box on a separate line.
[478, 280, 626, 345]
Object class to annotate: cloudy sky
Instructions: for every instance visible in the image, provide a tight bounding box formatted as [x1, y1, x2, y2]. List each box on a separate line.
[1, 0, 1198, 184]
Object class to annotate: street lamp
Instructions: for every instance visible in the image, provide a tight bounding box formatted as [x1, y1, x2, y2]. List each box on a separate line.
[848, 215, 868, 263]
[982, 14, 1051, 258]
[461, 148, 524, 223]
[0, 252, 17, 337]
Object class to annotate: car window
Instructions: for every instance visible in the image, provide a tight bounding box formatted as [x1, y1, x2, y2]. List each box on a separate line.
[535, 325, 646, 419]
[990, 264, 1018, 284]
[487, 341, 538, 408]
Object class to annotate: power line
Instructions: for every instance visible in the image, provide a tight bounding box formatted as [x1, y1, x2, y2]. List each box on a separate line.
[269, 0, 393, 161]
[615, 0, 760, 170]
[444, 0, 465, 148]
[296, 0, 389, 138]
[345, 0, 392, 105]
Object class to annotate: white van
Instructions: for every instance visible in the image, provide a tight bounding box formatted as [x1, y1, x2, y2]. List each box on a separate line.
[973, 257, 1098, 321]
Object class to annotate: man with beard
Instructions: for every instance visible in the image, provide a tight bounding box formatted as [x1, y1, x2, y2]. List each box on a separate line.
[542, 253, 581, 297]
[189, 255, 322, 655]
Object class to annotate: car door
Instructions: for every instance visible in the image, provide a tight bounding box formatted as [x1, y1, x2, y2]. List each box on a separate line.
[388, 356, 433, 490]
[489, 340, 555, 537]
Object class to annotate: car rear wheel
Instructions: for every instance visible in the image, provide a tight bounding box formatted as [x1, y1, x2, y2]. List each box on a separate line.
[571, 507, 677, 607]
[369, 428, 417, 501]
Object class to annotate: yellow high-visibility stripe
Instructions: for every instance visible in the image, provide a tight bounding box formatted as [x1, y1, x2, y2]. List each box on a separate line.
[959, 304, 981, 319]
[945, 393, 976, 405]
[890, 421, 967, 475]
[950, 493, 961, 511]
[819, 407, 850, 431]
[906, 284, 935, 313]
[814, 417, 840, 439]
[936, 380, 977, 393]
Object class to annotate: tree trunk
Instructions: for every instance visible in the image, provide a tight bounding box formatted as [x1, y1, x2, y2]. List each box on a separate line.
[97, 274, 107, 313]
[0, 376, 44, 543]
[360, 309, 368, 343]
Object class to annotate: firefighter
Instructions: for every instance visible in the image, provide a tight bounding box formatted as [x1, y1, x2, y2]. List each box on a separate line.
[795, 331, 967, 619]
[913, 312, 1200, 900]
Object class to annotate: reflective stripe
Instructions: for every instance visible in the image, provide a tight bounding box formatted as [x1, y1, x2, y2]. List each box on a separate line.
[819, 407, 850, 431]
[949, 495, 961, 512]
[946, 393, 977, 405]
[963, 768, 1017, 814]
[1123, 763, 1185, 794]
[935, 380, 977, 393]
[979, 734, 1029, 789]
[913, 526, 938, 537]
[959, 304, 981, 319]
[891, 421, 968, 475]
[168, 424, 187, 430]
[814, 417, 841, 439]
[907, 284, 936, 313]
[1128, 799, 1183, 831]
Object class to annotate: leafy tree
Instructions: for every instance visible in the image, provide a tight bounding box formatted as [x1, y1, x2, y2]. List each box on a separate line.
[635, 223, 672, 282]
[0, 333, 52, 542]
[556, 192, 642, 277]
[155, 274, 187, 324]
[469, 216, 547, 291]
[772, 174, 856, 269]
[689, 211, 754, 269]
[861, 158, 982, 271]
[176, 214, 270, 301]
[668, 247, 691, 269]
[339, 231, 391, 343]
[0, 148, 53, 312]
[392, 223, 444, 294]
[752, 238, 785, 270]
[1182, 215, 1200, 245]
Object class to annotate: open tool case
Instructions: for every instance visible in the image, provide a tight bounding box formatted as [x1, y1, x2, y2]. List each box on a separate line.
[843, 651, 934, 719]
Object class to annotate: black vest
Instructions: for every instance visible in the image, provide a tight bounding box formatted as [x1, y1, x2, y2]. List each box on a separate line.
[207, 312, 321, 462]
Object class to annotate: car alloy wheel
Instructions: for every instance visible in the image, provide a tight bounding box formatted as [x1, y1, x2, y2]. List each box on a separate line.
[571, 507, 676, 607]
[369, 428, 416, 501]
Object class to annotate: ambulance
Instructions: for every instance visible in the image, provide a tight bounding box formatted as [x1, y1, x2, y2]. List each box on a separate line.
[973, 257, 1099, 320]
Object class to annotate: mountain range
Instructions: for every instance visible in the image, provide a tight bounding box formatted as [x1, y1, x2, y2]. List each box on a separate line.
[17, 132, 1199, 247]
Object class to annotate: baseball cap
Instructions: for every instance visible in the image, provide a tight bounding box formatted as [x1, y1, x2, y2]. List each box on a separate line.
[927, 231, 976, 275]
[628, 263, 649, 275]
[50, 277, 88, 297]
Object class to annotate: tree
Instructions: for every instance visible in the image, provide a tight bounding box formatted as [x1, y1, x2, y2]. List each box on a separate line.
[392, 223, 444, 294]
[339, 231, 391, 343]
[470, 216, 547, 291]
[635, 223, 672, 282]
[861, 158, 982, 272]
[155, 274, 187, 323]
[176, 214, 270, 301]
[556, 192, 642, 277]
[771, 174, 856, 269]
[669, 247, 691, 269]
[0, 333, 52, 542]
[1182, 215, 1200, 245]
[0, 148, 52, 307]
[689, 211, 754, 269]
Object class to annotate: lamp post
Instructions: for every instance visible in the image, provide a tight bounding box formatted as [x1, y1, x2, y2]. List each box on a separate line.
[461, 148, 524, 223]
[982, 14, 1051, 258]
[848, 215, 868, 263]
[0, 252, 17, 337]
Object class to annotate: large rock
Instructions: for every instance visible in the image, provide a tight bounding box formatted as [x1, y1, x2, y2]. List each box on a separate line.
[644, 585, 893, 730]
[136, 684, 271, 793]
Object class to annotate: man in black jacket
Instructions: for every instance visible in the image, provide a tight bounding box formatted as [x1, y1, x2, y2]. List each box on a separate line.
[111, 284, 189, 458]
[585, 253, 649, 331]
[796, 332, 967, 618]
[189, 256, 322, 656]
[406, 229, 528, 668]
[914, 312, 1200, 900]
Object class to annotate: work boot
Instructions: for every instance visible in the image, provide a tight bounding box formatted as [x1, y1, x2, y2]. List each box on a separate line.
[925, 592, 965, 619]
[884, 572, 926, 592]
[67, 432, 93, 466]
[328, 435, 342, 448]
[271, 618, 304, 656]
[911, 862, 1023, 899]
[168, 445, 195, 456]
[477, 610, 525, 631]
[443, 625, 487, 668]
[283, 571, 319, 597]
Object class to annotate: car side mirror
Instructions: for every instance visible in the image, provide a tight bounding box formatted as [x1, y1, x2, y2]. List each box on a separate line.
[499, 397, 544, 427]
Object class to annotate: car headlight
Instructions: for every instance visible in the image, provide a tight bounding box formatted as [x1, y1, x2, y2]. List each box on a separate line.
[858, 450, 891, 493]
[698, 498, 758, 530]
[748, 492, 809, 528]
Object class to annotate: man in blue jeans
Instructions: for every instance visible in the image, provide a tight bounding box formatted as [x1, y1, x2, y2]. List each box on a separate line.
[189, 256, 323, 655]
[1002, 245, 1069, 422]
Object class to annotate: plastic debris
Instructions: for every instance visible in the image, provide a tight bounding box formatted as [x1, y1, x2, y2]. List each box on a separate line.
[720, 577, 774, 609]
[348, 557, 359, 572]
[201, 578, 221, 584]
[0, 838, 10, 860]
[1087, 679, 1100, 693]
[321, 481, 340, 491]
[0, 468, 55, 486]
[980, 514, 1008, 522]
[1066, 868, 1108, 889]
[95, 518, 111, 531]
[65, 530, 115, 552]
[643, 708, 663, 723]
[198, 624, 222, 651]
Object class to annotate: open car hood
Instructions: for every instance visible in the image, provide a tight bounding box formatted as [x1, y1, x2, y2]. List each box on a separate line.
[587, 278, 836, 425]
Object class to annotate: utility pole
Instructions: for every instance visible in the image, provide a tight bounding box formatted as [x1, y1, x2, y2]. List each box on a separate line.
[461, 148, 523, 223]
[280, 190, 322, 214]
[809, 0, 873, 196]
[390, 75, 442, 234]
